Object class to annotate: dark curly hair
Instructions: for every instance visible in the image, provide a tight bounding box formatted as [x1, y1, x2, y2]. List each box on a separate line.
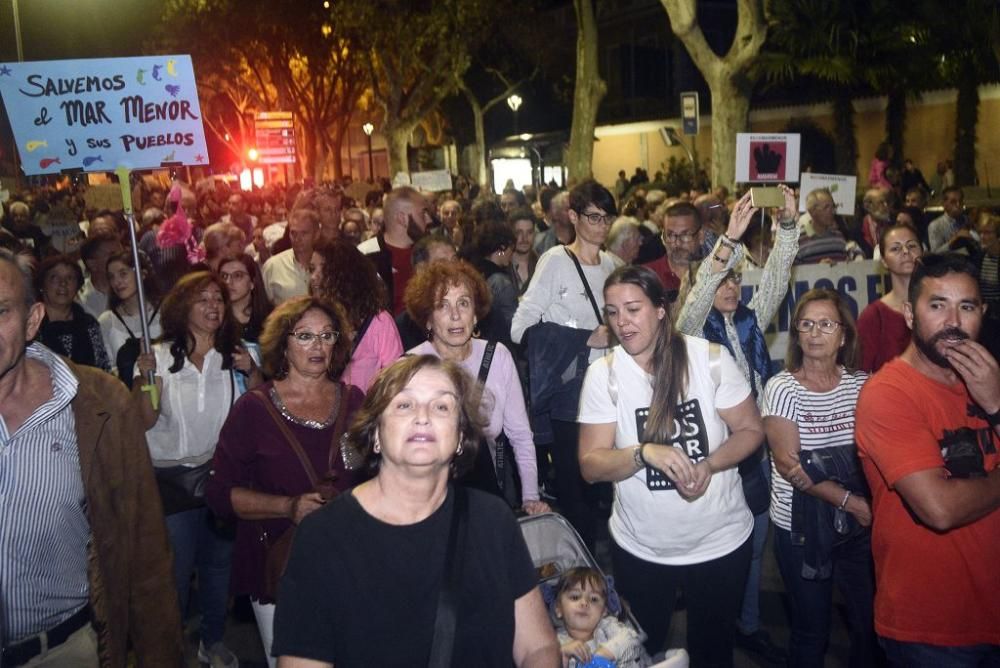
[258, 295, 352, 381]
[404, 259, 492, 330]
[158, 271, 240, 373]
[310, 240, 387, 332]
[34, 254, 83, 298]
[344, 355, 485, 477]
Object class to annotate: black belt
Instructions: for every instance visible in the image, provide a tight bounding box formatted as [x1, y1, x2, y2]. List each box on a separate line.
[1, 606, 91, 667]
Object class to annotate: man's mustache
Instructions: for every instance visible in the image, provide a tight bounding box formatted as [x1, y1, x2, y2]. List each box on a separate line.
[929, 327, 971, 345]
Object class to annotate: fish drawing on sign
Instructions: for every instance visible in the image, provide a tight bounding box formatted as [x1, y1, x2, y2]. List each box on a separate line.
[39, 157, 61, 169]
[166, 59, 178, 77]
[165, 84, 181, 98]
[152, 64, 162, 81]
[82, 155, 103, 167]
[25, 140, 48, 152]
[137, 69, 147, 85]
[162, 150, 176, 162]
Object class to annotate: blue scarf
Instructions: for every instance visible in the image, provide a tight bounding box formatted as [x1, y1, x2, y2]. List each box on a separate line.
[703, 304, 773, 398]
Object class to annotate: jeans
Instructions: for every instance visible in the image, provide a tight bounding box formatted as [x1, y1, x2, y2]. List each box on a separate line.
[738, 458, 771, 635]
[773, 526, 879, 668]
[164, 507, 234, 646]
[880, 637, 1000, 668]
[612, 536, 752, 667]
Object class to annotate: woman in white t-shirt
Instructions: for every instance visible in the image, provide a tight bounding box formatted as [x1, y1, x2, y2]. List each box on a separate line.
[762, 288, 877, 668]
[578, 265, 764, 664]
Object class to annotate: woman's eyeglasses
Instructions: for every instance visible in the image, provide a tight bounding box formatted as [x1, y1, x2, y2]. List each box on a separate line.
[289, 331, 340, 346]
[579, 211, 613, 227]
[795, 319, 842, 334]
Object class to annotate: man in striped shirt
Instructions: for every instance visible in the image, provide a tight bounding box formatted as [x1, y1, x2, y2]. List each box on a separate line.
[0, 249, 181, 667]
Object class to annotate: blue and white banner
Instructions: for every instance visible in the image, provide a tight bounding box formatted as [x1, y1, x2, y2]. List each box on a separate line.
[741, 260, 891, 367]
[0, 55, 208, 175]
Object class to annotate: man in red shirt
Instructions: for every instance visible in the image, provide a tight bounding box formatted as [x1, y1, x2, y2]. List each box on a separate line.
[358, 186, 432, 315]
[856, 253, 1000, 666]
[642, 202, 704, 298]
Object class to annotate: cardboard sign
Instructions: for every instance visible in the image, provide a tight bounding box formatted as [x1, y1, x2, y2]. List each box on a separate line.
[740, 260, 890, 368]
[410, 169, 453, 192]
[798, 172, 858, 216]
[83, 184, 125, 211]
[0, 55, 209, 175]
[735, 133, 801, 183]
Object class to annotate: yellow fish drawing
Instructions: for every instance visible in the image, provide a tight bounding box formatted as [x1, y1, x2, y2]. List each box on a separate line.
[166, 59, 178, 77]
[26, 140, 47, 152]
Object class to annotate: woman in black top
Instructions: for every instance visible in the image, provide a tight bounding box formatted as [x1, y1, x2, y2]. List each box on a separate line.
[34, 255, 111, 371]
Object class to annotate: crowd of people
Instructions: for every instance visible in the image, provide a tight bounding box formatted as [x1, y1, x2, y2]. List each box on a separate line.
[1, 164, 998, 668]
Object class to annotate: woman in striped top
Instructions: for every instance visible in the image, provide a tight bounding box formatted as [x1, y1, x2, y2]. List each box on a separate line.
[762, 288, 879, 668]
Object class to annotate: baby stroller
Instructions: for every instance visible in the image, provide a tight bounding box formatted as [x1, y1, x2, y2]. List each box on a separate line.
[518, 512, 688, 668]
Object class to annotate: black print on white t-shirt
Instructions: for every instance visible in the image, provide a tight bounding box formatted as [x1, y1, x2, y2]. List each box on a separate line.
[635, 399, 709, 492]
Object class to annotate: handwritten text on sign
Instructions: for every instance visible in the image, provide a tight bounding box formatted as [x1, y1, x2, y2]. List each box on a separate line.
[0, 55, 209, 175]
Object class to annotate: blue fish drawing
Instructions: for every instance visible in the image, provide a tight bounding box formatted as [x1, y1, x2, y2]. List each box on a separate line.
[82, 155, 103, 167]
[165, 84, 181, 98]
[152, 64, 162, 81]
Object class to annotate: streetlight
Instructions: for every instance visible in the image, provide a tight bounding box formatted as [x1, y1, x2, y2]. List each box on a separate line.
[362, 122, 375, 183]
[507, 94, 523, 134]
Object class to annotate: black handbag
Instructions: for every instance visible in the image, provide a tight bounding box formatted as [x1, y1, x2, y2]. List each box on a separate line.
[155, 460, 212, 515]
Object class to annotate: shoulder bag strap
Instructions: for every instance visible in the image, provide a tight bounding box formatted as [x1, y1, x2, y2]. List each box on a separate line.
[327, 384, 348, 474]
[351, 314, 375, 356]
[563, 247, 603, 323]
[428, 486, 468, 668]
[112, 308, 137, 339]
[476, 340, 497, 385]
[250, 388, 321, 487]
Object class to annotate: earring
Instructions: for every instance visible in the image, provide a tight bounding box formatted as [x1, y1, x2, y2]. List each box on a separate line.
[455, 442, 463, 457]
[426, 327, 433, 341]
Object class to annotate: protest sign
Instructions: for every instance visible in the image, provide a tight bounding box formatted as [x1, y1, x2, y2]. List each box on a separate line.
[0, 55, 209, 175]
[411, 169, 453, 192]
[741, 260, 890, 368]
[798, 173, 858, 216]
[735, 133, 801, 183]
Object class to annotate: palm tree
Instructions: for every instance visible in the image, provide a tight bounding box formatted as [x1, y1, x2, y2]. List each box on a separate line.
[754, 0, 926, 176]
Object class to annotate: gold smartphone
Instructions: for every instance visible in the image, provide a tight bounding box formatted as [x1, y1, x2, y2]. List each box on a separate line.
[749, 187, 784, 208]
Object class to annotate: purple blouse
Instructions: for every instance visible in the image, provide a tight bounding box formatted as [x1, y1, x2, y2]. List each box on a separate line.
[206, 380, 366, 602]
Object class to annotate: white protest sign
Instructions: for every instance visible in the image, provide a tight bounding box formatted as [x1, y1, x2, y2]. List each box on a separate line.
[410, 169, 453, 192]
[0, 55, 209, 175]
[740, 260, 890, 368]
[735, 133, 801, 183]
[798, 173, 858, 216]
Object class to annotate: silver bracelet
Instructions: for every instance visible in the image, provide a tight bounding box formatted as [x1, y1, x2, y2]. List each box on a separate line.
[838, 489, 852, 511]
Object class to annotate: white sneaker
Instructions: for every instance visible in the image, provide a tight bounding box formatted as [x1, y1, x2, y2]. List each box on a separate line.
[197, 640, 239, 668]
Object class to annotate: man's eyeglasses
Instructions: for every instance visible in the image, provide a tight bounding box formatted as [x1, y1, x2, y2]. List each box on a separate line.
[723, 271, 743, 285]
[664, 230, 698, 243]
[579, 211, 613, 227]
[795, 319, 842, 334]
[289, 331, 340, 346]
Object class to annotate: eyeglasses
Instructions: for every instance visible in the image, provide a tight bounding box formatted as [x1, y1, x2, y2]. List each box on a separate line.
[795, 319, 842, 334]
[664, 230, 698, 243]
[289, 330, 340, 346]
[579, 211, 613, 226]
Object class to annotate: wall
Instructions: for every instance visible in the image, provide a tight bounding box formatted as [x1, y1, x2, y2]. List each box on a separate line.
[593, 84, 1000, 192]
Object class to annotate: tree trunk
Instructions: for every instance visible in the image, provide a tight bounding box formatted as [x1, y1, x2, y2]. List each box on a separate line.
[472, 103, 489, 190]
[330, 125, 346, 181]
[706, 72, 750, 190]
[566, 0, 607, 183]
[385, 124, 413, 178]
[954, 64, 978, 186]
[885, 89, 906, 167]
[832, 94, 858, 177]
